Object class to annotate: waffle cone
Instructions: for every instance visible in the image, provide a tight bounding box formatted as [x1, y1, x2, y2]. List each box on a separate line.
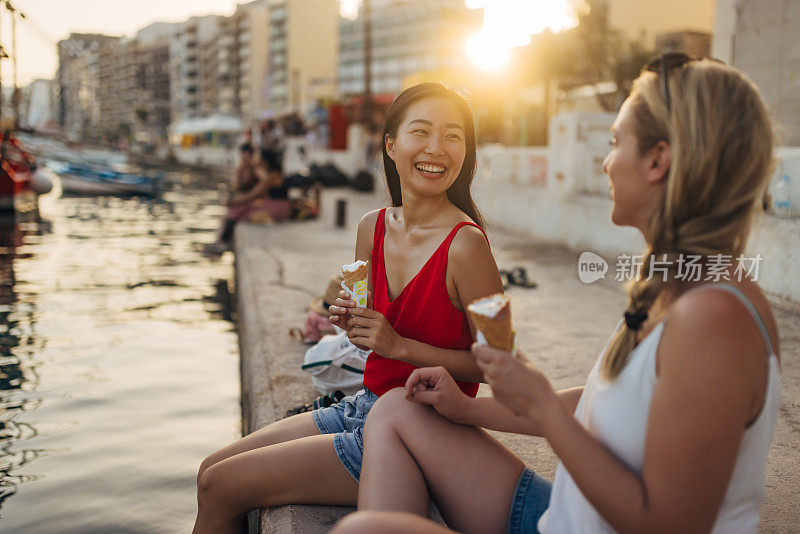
[342, 261, 369, 290]
[468, 294, 515, 351]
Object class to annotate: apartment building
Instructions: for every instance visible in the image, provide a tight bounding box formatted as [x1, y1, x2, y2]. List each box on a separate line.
[58, 0, 342, 142]
[130, 23, 175, 147]
[170, 15, 223, 122]
[57, 33, 120, 142]
[97, 37, 132, 141]
[337, 0, 481, 97]
[267, 0, 339, 115]
[92, 23, 175, 145]
[218, 1, 270, 120]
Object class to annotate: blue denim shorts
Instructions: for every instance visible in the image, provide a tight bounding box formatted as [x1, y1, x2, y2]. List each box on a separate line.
[508, 468, 552, 534]
[312, 388, 378, 482]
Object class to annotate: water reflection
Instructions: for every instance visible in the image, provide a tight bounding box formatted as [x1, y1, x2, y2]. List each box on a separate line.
[0, 168, 240, 532]
[0, 216, 45, 507]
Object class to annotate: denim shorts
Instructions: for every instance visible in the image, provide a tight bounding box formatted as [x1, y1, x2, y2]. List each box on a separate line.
[312, 388, 378, 482]
[508, 468, 552, 534]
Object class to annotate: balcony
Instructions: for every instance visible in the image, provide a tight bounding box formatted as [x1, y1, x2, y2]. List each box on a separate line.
[219, 35, 235, 48]
[269, 6, 287, 23]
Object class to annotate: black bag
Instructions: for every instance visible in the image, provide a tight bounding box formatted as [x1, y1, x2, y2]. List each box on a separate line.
[350, 170, 374, 192]
[285, 172, 317, 189]
[311, 163, 348, 187]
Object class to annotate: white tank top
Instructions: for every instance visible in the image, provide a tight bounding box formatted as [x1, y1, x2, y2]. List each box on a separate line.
[539, 284, 781, 533]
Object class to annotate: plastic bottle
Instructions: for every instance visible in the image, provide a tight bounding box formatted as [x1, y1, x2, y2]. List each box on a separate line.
[774, 174, 792, 218]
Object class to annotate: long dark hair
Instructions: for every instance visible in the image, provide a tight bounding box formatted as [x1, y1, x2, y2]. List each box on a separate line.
[381, 82, 483, 227]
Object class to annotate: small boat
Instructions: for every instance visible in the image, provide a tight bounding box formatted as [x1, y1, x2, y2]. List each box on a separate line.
[1, 133, 51, 214]
[50, 162, 163, 197]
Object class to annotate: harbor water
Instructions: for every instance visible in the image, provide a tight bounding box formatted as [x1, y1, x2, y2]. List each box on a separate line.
[0, 168, 240, 532]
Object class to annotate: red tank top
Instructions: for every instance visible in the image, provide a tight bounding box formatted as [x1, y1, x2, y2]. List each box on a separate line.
[363, 208, 485, 397]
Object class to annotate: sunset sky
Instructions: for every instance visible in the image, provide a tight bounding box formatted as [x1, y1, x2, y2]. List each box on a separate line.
[3, 0, 580, 86]
[2, 0, 240, 85]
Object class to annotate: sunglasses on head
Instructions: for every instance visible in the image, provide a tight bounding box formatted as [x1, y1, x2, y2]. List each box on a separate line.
[644, 52, 694, 112]
[644, 53, 726, 112]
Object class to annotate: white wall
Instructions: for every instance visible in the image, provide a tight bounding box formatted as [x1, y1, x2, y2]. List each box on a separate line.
[712, 0, 737, 63]
[476, 113, 800, 302]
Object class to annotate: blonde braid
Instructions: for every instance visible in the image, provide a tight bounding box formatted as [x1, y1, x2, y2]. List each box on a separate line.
[602, 60, 774, 380]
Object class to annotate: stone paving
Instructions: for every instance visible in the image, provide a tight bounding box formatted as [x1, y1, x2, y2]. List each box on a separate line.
[234, 187, 800, 533]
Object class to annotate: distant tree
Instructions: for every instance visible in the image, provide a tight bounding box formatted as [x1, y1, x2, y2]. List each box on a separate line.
[553, 0, 654, 110]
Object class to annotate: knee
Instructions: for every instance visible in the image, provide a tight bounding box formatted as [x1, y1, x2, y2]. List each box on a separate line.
[364, 387, 431, 441]
[196, 462, 226, 510]
[364, 387, 409, 427]
[331, 512, 383, 534]
[197, 453, 218, 484]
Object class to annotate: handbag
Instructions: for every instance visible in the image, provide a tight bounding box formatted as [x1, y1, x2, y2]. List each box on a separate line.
[301, 328, 369, 395]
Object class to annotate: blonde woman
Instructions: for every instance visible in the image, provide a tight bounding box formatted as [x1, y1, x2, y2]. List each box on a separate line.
[333, 56, 781, 533]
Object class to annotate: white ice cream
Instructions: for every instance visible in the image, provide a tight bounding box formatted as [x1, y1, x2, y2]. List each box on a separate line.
[468, 294, 509, 318]
[342, 260, 368, 272]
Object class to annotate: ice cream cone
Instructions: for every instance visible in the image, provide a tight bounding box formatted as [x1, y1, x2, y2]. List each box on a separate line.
[467, 293, 515, 351]
[341, 260, 370, 307]
[342, 261, 369, 289]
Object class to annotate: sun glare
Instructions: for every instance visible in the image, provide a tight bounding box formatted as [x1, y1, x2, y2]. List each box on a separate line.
[466, 33, 511, 72]
[339, 0, 360, 20]
[465, 0, 580, 71]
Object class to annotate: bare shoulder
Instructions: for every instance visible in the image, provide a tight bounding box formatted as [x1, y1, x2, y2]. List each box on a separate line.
[358, 208, 383, 233]
[356, 208, 383, 243]
[659, 282, 776, 389]
[447, 222, 501, 306]
[354, 208, 384, 261]
[670, 281, 778, 356]
[449, 223, 490, 260]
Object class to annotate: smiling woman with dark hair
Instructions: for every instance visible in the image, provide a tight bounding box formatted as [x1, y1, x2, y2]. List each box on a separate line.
[192, 82, 504, 533]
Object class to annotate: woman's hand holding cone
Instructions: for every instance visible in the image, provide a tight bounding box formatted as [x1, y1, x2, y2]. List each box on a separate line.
[346, 292, 403, 356]
[472, 342, 558, 426]
[328, 289, 356, 331]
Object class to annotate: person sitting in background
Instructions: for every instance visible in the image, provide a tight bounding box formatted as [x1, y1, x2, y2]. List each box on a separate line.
[204, 143, 290, 255]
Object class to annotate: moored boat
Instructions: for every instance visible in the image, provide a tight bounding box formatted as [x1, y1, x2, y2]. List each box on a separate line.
[49, 162, 163, 197]
[0, 133, 51, 214]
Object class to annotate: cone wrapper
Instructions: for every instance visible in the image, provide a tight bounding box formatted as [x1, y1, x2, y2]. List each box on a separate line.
[341, 260, 370, 307]
[467, 293, 515, 352]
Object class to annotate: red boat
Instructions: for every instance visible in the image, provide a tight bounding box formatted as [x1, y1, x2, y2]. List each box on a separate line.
[0, 133, 48, 214]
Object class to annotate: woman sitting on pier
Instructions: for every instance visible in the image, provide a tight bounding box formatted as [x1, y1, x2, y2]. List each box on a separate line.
[333, 56, 782, 534]
[193, 82, 504, 533]
[205, 143, 290, 255]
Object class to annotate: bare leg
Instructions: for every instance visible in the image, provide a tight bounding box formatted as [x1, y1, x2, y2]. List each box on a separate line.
[193, 433, 357, 534]
[359, 388, 526, 534]
[332, 511, 453, 534]
[193, 412, 322, 534]
[197, 411, 319, 478]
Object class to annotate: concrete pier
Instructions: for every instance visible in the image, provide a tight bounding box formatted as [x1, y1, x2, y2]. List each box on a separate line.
[235, 188, 800, 533]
